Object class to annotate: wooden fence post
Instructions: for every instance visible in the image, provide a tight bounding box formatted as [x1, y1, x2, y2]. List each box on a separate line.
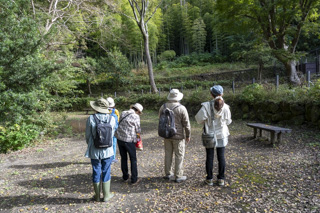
[276, 75, 279, 91]
[232, 81, 235, 94]
[307, 71, 311, 87]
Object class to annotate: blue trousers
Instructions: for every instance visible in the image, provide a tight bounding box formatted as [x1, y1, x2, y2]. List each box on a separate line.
[112, 137, 117, 161]
[91, 157, 112, 183]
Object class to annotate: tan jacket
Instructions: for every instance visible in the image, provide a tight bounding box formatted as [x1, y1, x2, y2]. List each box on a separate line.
[159, 101, 191, 140]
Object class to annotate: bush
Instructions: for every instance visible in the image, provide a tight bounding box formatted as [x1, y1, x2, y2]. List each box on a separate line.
[240, 83, 267, 103]
[158, 50, 176, 61]
[0, 123, 40, 153]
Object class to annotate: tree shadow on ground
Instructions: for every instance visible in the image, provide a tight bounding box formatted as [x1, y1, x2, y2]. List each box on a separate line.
[10, 162, 90, 170]
[0, 195, 89, 210]
[1, 175, 173, 210]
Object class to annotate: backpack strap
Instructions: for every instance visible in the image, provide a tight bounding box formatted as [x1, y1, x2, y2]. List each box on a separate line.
[93, 114, 111, 124]
[203, 101, 215, 134]
[119, 113, 132, 125]
[171, 104, 181, 111]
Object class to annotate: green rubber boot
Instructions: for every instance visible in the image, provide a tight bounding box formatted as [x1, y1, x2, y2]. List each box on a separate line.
[102, 180, 114, 202]
[93, 182, 100, 202]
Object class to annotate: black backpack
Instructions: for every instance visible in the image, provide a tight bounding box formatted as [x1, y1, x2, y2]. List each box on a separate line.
[92, 114, 113, 149]
[158, 104, 181, 138]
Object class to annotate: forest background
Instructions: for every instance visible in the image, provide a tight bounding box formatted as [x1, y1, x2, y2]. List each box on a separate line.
[1, 0, 320, 153]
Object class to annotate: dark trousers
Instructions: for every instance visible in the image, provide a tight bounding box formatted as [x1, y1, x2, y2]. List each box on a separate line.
[206, 147, 225, 180]
[118, 139, 138, 183]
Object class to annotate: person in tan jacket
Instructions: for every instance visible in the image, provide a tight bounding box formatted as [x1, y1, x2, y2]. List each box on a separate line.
[159, 89, 191, 183]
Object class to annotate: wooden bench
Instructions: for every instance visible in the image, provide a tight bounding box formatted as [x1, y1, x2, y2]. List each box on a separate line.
[83, 108, 92, 115]
[246, 123, 292, 144]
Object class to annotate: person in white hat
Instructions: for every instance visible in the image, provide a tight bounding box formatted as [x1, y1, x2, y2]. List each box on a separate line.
[85, 98, 117, 202]
[159, 89, 191, 183]
[107, 97, 120, 163]
[115, 103, 143, 185]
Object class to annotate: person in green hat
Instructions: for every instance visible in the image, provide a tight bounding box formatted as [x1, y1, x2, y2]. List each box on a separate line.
[85, 98, 117, 202]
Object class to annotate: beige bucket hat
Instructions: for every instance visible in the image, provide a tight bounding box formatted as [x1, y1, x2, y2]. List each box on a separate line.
[90, 98, 110, 114]
[167, 89, 183, 101]
[131, 103, 143, 114]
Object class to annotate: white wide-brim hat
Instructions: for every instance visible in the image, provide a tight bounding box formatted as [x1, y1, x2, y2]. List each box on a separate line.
[90, 98, 110, 114]
[131, 103, 143, 113]
[167, 89, 183, 101]
[107, 97, 115, 108]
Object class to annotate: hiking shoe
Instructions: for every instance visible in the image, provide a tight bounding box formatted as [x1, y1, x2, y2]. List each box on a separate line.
[175, 176, 187, 183]
[205, 179, 214, 186]
[217, 179, 225, 186]
[131, 178, 140, 185]
[163, 175, 175, 181]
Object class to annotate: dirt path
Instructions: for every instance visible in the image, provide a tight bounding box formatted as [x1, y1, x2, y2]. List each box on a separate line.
[0, 111, 319, 212]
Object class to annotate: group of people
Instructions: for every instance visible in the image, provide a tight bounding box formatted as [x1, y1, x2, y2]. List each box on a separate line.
[84, 85, 232, 202]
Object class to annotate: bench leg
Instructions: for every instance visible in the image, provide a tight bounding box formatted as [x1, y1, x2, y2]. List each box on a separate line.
[270, 132, 275, 144]
[259, 129, 262, 137]
[277, 132, 282, 143]
[253, 128, 257, 138]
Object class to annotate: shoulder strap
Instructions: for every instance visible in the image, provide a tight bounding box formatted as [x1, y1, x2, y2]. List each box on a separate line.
[93, 114, 111, 124]
[172, 104, 181, 111]
[209, 101, 214, 121]
[93, 114, 100, 124]
[119, 113, 132, 125]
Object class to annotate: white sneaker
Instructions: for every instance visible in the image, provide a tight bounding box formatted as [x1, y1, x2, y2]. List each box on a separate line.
[164, 175, 175, 181]
[205, 179, 214, 186]
[217, 179, 225, 186]
[175, 176, 187, 183]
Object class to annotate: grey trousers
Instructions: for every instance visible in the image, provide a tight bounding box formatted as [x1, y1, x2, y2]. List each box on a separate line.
[164, 138, 185, 178]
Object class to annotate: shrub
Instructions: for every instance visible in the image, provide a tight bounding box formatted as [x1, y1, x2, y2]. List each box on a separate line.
[0, 123, 40, 153]
[158, 50, 176, 61]
[240, 83, 266, 103]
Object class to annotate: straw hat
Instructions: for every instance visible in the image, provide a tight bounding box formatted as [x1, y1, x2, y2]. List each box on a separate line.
[131, 103, 143, 114]
[90, 98, 110, 114]
[167, 89, 183, 101]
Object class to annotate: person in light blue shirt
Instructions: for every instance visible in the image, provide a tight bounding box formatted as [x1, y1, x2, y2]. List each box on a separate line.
[85, 98, 117, 202]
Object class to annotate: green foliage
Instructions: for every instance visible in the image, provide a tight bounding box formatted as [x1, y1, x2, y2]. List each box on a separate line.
[0, 123, 40, 153]
[0, 90, 47, 125]
[191, 18, 207, 53]
[158, 50, 176, 61]
[103, 48, 132, 90]
[240, 83, 267, 103]
[50, 97, 93, 111]
[309, 79, 320, 103]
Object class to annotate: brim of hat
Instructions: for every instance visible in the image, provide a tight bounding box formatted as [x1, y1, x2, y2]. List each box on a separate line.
[130, 105, 143, 114]
[167, 93, 183, 101]
[109, 103, 115, 108]
[90, 101, 110, 114]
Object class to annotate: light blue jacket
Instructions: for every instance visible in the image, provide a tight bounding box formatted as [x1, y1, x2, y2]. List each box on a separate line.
[85, 113, 117, 159]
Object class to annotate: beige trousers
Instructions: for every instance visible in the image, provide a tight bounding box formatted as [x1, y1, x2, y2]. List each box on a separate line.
[164, 138, 185, 178]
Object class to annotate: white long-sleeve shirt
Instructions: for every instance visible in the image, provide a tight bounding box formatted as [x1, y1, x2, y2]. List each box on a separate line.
[195, 100, 232, 147]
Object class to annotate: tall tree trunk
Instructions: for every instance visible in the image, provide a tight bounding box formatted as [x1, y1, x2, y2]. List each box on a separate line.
[286, 60, 301, 85]
[87, 79, 92, 95]
[258, 61, 263, 83]
[274, 51, 301, 85]
[144, 34, 158, 93]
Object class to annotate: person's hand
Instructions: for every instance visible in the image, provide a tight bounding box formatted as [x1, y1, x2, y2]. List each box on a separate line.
[186, 137, 190, 143]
